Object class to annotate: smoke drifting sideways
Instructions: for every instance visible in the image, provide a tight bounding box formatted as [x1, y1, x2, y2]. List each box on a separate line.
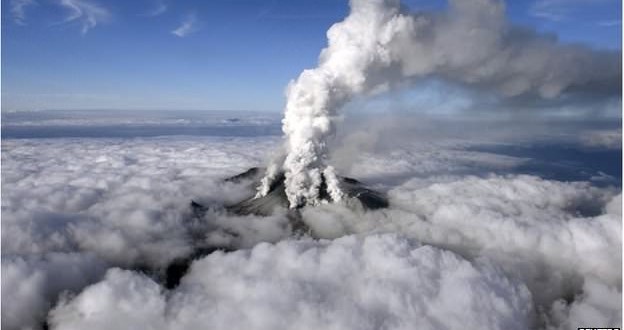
[261, 0, 621, 208]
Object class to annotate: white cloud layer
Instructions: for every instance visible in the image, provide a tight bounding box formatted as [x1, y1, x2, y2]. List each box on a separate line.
[2, 253, 107, 330]
[1, 118, 620, 330]
[2, 137, 280, 263]
[49, 234, 533, 330]
[303, 176, 621, 301]
[1, 136, 285, 330]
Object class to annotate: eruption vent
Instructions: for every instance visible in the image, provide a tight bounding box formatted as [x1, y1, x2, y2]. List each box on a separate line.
[259, 0, 621, 208]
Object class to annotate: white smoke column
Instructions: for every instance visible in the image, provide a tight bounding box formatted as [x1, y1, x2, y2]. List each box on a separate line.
[274, 0, 406, 207]
[261, 0, 620, 207]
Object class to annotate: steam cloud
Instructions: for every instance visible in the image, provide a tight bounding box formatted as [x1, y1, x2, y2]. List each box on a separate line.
[261, 0, 621, 207]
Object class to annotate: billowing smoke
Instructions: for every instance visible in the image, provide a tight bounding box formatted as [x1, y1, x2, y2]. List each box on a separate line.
[260, 0, 621, 207]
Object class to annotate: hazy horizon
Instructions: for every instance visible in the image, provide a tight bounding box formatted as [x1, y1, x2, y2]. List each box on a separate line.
[2, 0, 622, 330]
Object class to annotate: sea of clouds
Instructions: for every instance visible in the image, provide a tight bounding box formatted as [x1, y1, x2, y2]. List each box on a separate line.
[1, 111, 621, 330]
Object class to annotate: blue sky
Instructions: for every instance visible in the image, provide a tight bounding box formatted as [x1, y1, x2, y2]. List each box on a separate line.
[2, 0, 621, 112]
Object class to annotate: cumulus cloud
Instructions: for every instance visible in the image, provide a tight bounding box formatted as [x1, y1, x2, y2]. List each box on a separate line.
[171, 13, 198, 38]
[49, 268, 167, 330]
[300, 177, 621, 328]
[550, 276, 622, 330]
[1, 136, 285, 329]
[58, 0, 110, 35]
[1, 137, 281, 263]
[1, 114, 620, 329]
[49, 235, 533, 330]
[2, 253, 107, 330]
[10, 0, 36, 25]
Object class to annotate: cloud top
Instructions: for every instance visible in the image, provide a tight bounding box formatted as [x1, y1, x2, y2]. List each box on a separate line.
[1, 127, 620, 330]
[49, 235, 534, 330]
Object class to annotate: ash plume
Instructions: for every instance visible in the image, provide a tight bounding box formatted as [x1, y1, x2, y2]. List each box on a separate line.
[259, 0, 621, 207]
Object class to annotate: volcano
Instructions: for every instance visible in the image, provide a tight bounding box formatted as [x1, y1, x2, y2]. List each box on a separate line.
[179, 167, 389, 287]
[191, 167, 388, 220]
[225, 167, 388, 215]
